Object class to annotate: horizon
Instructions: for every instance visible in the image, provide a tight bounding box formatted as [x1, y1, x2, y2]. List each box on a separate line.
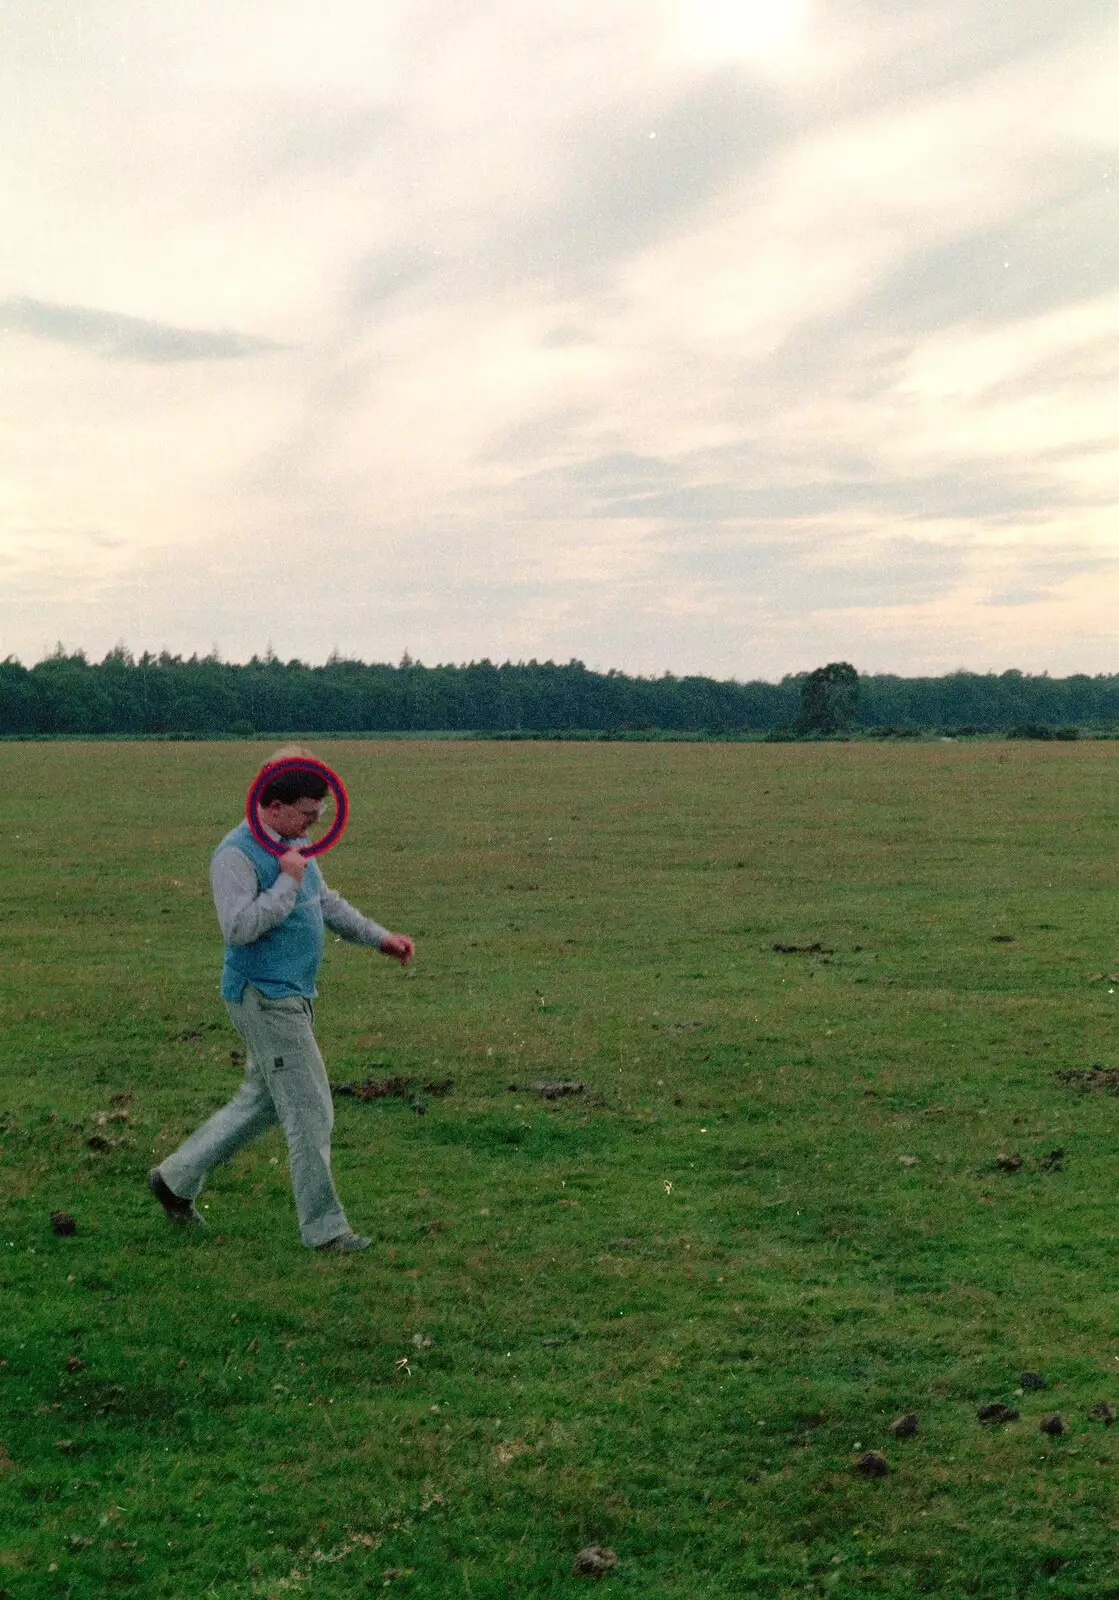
[9, 642, 1119, 687]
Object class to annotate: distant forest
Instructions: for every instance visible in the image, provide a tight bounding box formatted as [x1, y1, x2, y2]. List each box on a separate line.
[1, 647, 1117, 737]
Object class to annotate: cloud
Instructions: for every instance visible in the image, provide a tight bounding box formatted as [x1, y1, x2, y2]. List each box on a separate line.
[507, 446, 1075, 525]
[0, 297, 283, 363]
[982, 585, 1055, 607]
[349, 248, 437, 309]
[257, 100, 398, 179]
[667, 530, 970, 610]
[858, 177, 1119, 338]
[496, 70, 791, 292]
[592, 471, 1065, 523]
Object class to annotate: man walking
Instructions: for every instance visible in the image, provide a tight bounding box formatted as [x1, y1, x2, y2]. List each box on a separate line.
[149, 750, 413, 1251]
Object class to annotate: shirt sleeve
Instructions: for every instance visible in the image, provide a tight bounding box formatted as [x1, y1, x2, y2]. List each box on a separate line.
[210, 846, 300, 947]
[317, 872, 390, 947]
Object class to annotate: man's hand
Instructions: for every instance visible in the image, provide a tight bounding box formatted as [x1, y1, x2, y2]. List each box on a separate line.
[380, 933, 415, 966]
[279, 849, 307, 883]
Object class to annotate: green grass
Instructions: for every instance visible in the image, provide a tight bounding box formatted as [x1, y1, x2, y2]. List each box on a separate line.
[2, 739, 1119, 1598]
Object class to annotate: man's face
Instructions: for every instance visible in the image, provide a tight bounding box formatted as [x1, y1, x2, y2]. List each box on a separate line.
[260, 795, 325, 840]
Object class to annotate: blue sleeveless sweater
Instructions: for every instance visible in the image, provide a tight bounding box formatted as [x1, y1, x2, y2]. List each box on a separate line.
[215, 821, 326, 1001]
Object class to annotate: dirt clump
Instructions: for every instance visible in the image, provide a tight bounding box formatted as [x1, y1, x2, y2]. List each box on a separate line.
[532, 1080, 585, 1100]
[1055, 1065, 1119, 1094]
[332, 1075, 411, 1101]
[977, 1403, 1019, 1425]
[572, 1546, 617, 1578]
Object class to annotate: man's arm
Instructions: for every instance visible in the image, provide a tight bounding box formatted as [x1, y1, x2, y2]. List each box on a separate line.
[318, 874, 414, 965]
[210, 847, 299, 946]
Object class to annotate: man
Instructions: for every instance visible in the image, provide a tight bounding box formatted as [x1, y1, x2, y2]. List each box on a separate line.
[149, 749, 414, 1252]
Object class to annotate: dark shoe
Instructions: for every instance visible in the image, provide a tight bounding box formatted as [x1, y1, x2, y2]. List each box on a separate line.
[148, 1168, 205, 1225]
[315, 1232, 371, 1253]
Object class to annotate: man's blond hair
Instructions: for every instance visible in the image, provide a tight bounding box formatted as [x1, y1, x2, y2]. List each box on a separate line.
[268, 744, 317, 763]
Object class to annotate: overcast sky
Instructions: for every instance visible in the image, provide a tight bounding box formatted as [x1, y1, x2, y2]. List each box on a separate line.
[2, 0, 1117, 679]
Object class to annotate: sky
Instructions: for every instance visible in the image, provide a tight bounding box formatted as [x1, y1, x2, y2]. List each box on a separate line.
[1, 0, 1117, 681]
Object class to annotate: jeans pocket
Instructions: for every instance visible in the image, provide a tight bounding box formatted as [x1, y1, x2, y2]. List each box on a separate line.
[255, 993, 308, 1017]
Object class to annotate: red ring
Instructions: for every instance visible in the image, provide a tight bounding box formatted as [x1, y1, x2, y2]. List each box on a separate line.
[245, 758, 350, 858]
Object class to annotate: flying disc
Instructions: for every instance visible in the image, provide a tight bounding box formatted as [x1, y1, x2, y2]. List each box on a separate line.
[245, 757, 350, 858]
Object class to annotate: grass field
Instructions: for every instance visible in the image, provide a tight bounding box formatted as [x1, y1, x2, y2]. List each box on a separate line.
[1, 738, 1118, 1599]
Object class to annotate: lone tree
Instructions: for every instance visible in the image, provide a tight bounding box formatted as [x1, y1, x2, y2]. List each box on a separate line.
[796, 662, 859, 736]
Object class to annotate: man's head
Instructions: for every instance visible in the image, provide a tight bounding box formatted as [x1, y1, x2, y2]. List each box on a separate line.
[257, 762, 329, 841]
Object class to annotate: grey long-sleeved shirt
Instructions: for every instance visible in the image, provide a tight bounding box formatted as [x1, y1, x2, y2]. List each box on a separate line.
[210, 840, 389, 951]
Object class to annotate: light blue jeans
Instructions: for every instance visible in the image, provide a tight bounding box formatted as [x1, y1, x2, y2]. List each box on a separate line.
[158, 985, 350, 1248]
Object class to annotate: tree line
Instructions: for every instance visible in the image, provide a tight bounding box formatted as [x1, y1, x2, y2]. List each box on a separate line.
[1, 647, 1117, 737]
